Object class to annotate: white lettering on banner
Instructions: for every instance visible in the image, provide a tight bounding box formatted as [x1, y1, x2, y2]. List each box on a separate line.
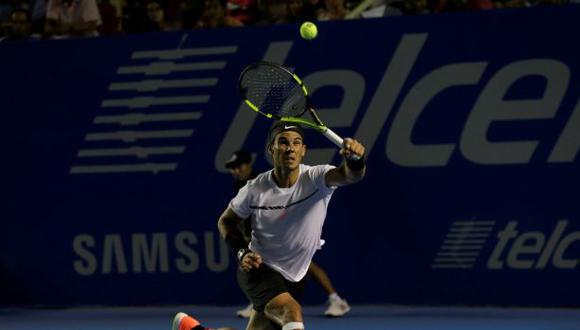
[431, 221, 495, 269]
[204, 231, 228, 272]
[387, 62, 487, 167]
[487, 220, 580, 269]
[72, 231, 229, 275]
[71, 43, 239, 175]
[357, 34, 427, 163]
[103, 234, 128, 273]
[73, 234, 98, 275]
[132, 233, 169, 273]
[218, 33, 580, 170]
[175, 231, 199, 272]
[549, 97, 580, 163]
[461, 60, 569, 165]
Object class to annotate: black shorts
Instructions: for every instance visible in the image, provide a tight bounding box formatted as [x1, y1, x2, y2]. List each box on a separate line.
[237, 263, 307, 313]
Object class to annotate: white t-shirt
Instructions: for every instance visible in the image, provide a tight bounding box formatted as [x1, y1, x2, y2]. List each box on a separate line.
[46, 0, 101, 26]
[229, 164, 337, 282]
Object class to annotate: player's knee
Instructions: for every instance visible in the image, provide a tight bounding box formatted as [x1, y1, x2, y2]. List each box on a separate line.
[264, 299, 302, 324]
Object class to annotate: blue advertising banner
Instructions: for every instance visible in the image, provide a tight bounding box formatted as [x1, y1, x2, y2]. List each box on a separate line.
[1, 6, 579, 306]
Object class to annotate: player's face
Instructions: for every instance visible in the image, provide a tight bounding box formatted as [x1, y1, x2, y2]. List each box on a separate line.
[270, 131, 306, 170]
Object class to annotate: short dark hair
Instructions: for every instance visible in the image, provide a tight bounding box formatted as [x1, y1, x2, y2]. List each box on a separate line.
[267, 121, 305, 146]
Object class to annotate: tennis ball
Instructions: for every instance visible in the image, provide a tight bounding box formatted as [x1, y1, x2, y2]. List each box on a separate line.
[299, 21, 318, 40]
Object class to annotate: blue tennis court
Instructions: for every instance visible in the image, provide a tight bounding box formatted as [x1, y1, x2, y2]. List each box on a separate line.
[2, 305, 579, 330]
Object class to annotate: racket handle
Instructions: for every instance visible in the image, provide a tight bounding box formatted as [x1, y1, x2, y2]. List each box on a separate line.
[322, 128, 361, 161]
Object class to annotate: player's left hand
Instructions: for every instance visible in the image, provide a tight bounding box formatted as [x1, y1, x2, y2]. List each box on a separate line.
[240, 251, 262, 272]
[340, 138, 365, 160]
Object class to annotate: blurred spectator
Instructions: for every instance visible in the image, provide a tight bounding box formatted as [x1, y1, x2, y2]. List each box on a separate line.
[287, 0, 318, 22]
[30, 0, 46, 35]
[468, 0, 495, 9]
[359, 0, 430, 19]
[493, 0, 530, 8]
[143, 0, 176, 31]
[179, 0, 204, 29]
[403, 0, 430, 13]
[225, 0, 258, 24]
[258, 0, 290, 24]
[378, 0, 430, 14]
[121, 0, 148, 33]
[358, 0, 399, 18]
[195, 0, 243, 28]
[288, 0, 305, 22]
[302, 0, 324, 20]
[317, 0, 349, 20]
[434, 0, 469, 12]
[45, 0, 101, 37]
[1, 0, 30, 22]
[0, 0, 574, 40]
[536, 0, 564, 5]
[162, 0, 181, 23]
[97, 0, 119, 35]
[0, 8, 34, 41]
[0, 0, 14, 23]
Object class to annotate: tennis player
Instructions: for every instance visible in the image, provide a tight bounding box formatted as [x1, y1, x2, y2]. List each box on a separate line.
[225, 150, 351, 318]
[173, 121, 365, 330]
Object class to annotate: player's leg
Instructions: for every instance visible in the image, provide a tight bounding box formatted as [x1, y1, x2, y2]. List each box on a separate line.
[263, 292, 304, 329]
[308, 262, 350, 317]
[307, 262, 336, 295]
[238, 265, 305, 330]
[245, 309, 279, 330]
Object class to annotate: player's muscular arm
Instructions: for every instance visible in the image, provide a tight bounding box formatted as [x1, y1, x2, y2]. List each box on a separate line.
[218, 208, 262, 271]
[218, 207, 247, 252]
[326, 138, 366, 187]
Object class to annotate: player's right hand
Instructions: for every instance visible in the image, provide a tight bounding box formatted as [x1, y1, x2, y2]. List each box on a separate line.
[240, 251, 262, 272]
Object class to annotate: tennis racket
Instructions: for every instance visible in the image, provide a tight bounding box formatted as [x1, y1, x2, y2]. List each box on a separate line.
[238, 61, 360, 160]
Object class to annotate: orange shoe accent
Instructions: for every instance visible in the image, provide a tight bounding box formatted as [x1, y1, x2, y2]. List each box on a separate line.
[172, 312, 201, 330]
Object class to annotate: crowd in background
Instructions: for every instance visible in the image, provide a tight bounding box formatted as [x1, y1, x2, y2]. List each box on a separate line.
[0, 0, 578, 42]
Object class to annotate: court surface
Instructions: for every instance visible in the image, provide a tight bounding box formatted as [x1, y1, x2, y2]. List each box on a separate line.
[1, 305, 580, 330]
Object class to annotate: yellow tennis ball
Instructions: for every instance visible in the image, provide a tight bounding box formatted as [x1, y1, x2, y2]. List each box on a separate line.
[300, 21, 318, 40]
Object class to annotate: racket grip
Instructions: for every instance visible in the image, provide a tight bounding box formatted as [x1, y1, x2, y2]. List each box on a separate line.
[323, 128, 361, 161]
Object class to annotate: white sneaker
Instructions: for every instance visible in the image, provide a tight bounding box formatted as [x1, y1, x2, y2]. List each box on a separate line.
[236, 303, 253, 318]
[324, 298, 351, 317]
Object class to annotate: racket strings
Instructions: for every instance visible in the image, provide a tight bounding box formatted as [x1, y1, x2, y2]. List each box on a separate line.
[240, 67, 307, 117]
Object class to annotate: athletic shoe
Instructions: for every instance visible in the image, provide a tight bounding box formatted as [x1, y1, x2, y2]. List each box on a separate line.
[236, 303, 253, 318]
[324, 297, 351, 317]
[172, 312, 200, 330]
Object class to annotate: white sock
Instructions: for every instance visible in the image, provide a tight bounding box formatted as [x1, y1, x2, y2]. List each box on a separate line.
[329, 292, 340, 301]
[282, 321, 304, 330]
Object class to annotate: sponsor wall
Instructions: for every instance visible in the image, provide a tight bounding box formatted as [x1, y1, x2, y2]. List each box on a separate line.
[1, 6, 579, 306]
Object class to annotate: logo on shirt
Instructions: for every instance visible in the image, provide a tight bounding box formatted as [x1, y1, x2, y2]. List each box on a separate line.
[249, 189, 319, 210]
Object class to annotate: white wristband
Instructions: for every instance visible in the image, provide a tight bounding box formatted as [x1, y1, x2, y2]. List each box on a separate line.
[237, 248, 249, 262]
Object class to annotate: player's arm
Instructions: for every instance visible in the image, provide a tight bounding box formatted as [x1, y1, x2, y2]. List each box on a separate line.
[218, 207, 246, 252]
[217, 207, 261, 271]
[325, 138, 366, 187]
